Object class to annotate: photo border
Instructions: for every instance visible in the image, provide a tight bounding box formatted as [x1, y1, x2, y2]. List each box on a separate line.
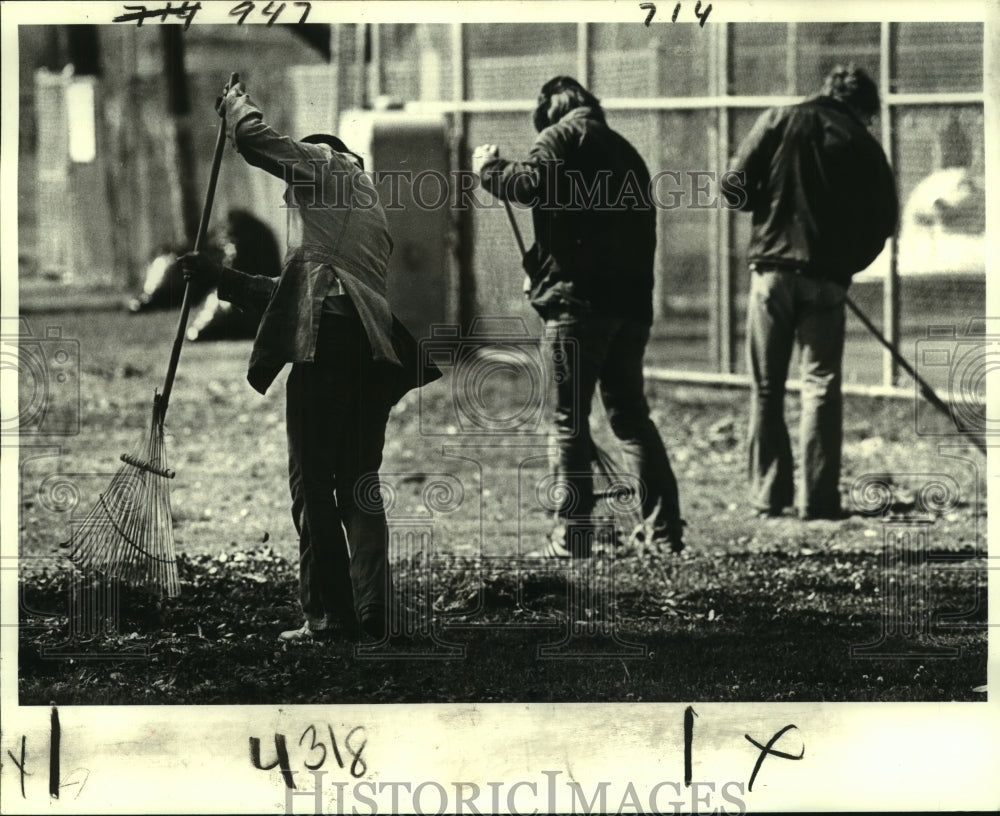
[2, 1, 997, 813]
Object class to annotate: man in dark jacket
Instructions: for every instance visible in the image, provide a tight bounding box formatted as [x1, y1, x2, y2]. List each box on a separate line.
[182, 80, 439, 642]
[729, 64, 898, 520]
[475, 76, 685, 556]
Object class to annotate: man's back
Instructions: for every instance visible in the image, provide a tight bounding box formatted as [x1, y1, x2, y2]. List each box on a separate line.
[529, 106, 656, 322]
[732, 94, 897, 286]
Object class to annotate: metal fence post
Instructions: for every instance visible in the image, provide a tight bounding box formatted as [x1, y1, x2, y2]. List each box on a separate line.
[880, 22, 901, 388]
[709, 23, 735, 373]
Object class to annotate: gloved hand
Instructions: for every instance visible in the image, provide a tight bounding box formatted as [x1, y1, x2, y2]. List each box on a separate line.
[472, 143, 500, 176]
[215, 79, 247, 117]
[180, 251, 223, 288]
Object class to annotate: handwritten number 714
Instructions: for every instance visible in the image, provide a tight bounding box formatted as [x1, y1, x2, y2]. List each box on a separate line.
[642, 2, 712, 27]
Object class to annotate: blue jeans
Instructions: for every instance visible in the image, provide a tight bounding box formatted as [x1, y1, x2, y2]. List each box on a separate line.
[545, 309, 682, 536]
[286, 312, 394, 631]
[746, 268, 847, 516]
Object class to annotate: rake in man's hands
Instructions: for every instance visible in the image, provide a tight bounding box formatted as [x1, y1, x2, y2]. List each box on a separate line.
[66, 73, 239, 597]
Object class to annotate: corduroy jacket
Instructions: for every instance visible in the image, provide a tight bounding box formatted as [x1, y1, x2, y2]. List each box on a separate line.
[217, 93, 438, 400]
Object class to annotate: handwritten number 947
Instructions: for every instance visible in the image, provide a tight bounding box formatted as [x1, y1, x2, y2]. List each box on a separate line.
[231, 1, 311, 25]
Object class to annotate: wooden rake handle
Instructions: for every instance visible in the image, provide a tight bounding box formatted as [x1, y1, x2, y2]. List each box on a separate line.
[159, 71, 240, 415]
[845, 295, 987, 454]
[501, 199, 533, 297]
[502, 198, 527, 255]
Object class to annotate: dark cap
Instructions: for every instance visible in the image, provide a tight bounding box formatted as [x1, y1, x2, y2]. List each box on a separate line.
[301, 133, 365, 170]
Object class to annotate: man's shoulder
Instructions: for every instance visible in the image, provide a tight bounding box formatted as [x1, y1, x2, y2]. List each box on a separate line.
[540, 107, 606, 139]
[791, 95, 863, 130]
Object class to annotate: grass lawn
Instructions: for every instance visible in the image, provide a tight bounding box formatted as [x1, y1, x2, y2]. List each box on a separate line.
[15, 308, 989, 704]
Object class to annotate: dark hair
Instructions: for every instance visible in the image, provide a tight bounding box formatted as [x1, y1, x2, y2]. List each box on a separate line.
[301, 133, 365, 170]
[822, 64, 880, 119]
[533, 76, 604, 132]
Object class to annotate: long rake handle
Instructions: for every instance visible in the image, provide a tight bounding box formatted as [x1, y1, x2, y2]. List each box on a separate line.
[159, 71, 239, 414]
[501, 199, 533, 297]
[845, 295, 986, 454]
[503, 198, 527, 255]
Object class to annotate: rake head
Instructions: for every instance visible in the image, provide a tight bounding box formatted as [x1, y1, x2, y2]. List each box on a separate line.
[66, 398, 180, 598]
[590, 438, 645, 542]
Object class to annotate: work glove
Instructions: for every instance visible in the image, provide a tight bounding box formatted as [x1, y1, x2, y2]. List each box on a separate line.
[472, 143, 499, 176]
[215, 79, 247, 117]
[180, 251, 223, 288]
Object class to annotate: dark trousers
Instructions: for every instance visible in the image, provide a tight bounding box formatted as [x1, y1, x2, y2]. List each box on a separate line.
[746, 269, 847, 515]
[285, 313, 393, 629]
[545, 309, 682, 536]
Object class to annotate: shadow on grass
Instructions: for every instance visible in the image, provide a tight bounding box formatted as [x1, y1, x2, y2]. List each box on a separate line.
[18, 546, 986, 705]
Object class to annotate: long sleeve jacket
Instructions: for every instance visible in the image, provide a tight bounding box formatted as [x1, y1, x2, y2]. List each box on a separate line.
[218, 93, 404, 394]
[728, 95, 898, 287]
[479, 106, 657, 324]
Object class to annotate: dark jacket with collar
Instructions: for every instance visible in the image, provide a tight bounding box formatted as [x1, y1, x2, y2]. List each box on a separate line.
[480, 106, 657, 324]
[728, 94, 898, 288]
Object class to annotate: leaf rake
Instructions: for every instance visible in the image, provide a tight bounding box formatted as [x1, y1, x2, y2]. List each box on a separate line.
[67, 73, 239, 597]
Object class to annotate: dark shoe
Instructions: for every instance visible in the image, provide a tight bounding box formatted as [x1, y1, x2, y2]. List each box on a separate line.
[359, 616, 389, 642]
[798, 507, 852, 521]
[651, 520, 687, 554]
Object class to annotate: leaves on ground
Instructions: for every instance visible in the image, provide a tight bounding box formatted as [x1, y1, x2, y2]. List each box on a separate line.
[17, 309, 988, 704]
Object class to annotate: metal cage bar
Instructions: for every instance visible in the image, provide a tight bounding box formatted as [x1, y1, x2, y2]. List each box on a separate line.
[880, 21, 901, 387]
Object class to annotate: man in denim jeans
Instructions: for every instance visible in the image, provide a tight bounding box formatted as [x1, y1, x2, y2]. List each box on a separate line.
[729, 65, 898, 519]
[475, 76, 685, 556]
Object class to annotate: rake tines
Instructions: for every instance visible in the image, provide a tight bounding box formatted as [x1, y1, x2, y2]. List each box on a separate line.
[64, 75, 238, 600]
[591, 438, 645, 544]
[68, 397, 180, 597]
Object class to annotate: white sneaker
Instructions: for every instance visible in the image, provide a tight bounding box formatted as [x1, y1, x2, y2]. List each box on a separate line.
[278, 618, 331, 643]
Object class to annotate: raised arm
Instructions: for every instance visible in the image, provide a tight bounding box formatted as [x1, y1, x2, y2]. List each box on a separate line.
[478, 123, 574, 206]
[218, 87, 352, 186]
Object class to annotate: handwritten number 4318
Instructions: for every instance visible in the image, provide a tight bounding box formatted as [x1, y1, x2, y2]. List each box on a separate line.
[250, 724, 367, 790]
